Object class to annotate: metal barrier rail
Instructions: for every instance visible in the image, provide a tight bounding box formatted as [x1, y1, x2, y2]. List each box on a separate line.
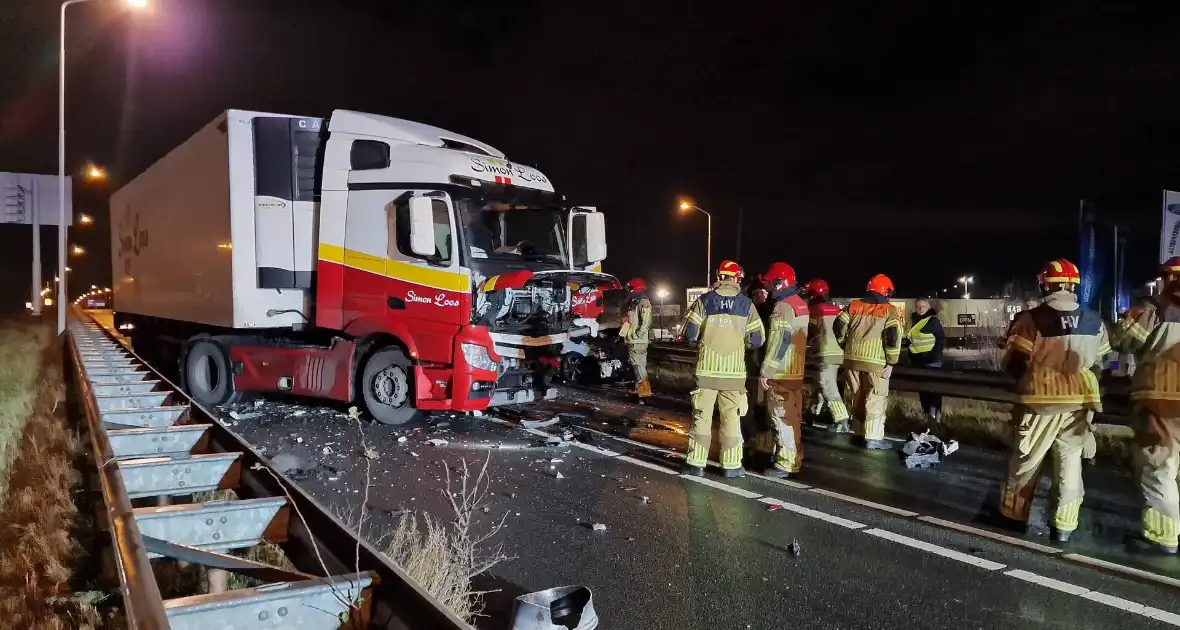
[68, 309, 472, 630]
[647, 341, 1135, 417]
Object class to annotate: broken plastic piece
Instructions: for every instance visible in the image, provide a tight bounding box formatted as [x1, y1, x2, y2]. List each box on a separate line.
[522, 417, 561, 429]
[592, 523, 606, 532]
[426, 438, 449, 447]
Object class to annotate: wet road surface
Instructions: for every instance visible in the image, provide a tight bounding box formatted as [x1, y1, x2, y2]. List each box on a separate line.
[214, 394, 1180, 630]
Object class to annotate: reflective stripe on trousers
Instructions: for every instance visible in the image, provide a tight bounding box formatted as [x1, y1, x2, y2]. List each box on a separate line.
[688, 388, 748, 469]
[1135, 412, 1180, 548]
[842, 369, 888, 440]
[1000, 408, 1090, 532]
[812, 364, 849, 421]
[766, 380, 804, 473]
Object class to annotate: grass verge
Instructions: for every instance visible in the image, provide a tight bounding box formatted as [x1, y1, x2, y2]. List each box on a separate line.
[0, 321, 110, 628]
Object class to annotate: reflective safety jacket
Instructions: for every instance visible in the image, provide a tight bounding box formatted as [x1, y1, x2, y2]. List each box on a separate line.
[907, 311, 945, 366]
[1002, 290, 1111, 414]
[761, 292, 809, 381]
[833, 291, 904, 375]
[1118, 293, 1180, 415]
[622, 294, 652, 347]
[807, 302, 845, 366]
[683, 279, 765, 390]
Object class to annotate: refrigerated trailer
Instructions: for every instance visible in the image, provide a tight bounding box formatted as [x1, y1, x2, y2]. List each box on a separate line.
[111, 109, 613, 424]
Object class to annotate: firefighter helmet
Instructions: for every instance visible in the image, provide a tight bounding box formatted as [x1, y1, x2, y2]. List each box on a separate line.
[626, 278, 647, 293]
[803, 278, 830, 299]
[762, 262, 797, 291]
[866, 274, 895, 297]
[716, 260, 744, 281]
[1040, 259, 1081, 286]
[1162, 257, 1180, 276]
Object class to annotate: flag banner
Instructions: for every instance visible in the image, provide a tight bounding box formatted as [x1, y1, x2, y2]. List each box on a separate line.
[1078, 204, 1104, 308]
[1116, 230, 1130, 314]
[1161, 190, 1180, 263]
[1, 172, 74, 226]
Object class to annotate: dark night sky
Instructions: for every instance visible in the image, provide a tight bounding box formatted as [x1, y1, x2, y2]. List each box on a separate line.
[3, 0, 1180, 315]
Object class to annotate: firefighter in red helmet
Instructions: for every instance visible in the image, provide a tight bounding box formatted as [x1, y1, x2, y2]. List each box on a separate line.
[803, 279, 850, 429]
[833, 274, 903, 448]
[681, 260, 764, 476]
[756, 262, 810, 477]
[1117, 257, 1180, 554]
[999, 259, 1110, 542]
[620, 278, 653, 403]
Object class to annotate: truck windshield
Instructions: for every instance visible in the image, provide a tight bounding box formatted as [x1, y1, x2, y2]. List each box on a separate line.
[455, 195, 567, 265]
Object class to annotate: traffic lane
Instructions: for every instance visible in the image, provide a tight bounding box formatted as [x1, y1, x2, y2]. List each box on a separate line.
[224, 403, 1177, 630]
[532, 387, 1179, 581]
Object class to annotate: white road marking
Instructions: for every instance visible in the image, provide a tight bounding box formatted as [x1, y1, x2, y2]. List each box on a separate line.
[918, 516, 1061, 554]
[811, 488, 919, 516]
[759, 497, 866, 529]
[1006, 569, 1180, 626]
[681, 474, 763, 499]
[746, 471, 812, 489]
[616, 455, 679, 474]
[571, 442, 620, 457]
[1062, 553, 1180, 589]
[864, 528, 1006, 570]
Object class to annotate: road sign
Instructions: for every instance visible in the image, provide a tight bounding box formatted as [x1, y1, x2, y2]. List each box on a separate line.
[1, 172, 74, 226]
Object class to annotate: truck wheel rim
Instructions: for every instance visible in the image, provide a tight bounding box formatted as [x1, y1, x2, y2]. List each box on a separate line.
[374, 365, 409, 407]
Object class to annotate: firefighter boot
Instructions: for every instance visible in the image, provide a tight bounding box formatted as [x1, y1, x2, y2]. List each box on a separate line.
[635, 378, 653, 405]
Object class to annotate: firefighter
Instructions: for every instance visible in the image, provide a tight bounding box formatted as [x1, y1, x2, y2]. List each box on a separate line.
[998, 259, 1110, 542]
[1117, 257, 1180, 554]
[620, 278, 653, 404]
[833, 274, 903, 449]
[681, 260, 765, 477]
[758, 262, 810, 477]
[803, 279, 851, 431]
[906, 298, 946, 424]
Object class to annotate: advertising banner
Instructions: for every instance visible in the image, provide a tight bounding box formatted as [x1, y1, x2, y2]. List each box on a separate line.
[1078, 203, 1103, 308]
[1161, 190, 1180, 262]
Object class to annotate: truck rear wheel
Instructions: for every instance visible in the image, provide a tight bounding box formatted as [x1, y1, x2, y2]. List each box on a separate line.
[181, 337, 242, 408]
[361, 346, 426, 426]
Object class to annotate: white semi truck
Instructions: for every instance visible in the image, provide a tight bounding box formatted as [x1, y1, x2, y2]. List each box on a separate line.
[111, 109, 613, 424]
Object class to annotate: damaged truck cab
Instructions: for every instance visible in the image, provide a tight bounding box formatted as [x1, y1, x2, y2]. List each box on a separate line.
[112, 109, 613, 424]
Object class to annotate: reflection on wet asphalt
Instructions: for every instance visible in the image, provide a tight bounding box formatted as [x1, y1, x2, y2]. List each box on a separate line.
[211, 386, 1180, 630]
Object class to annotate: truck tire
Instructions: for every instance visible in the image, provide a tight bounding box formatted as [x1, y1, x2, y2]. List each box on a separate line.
[361, 346, 426, 426]
[181, 337, 242, 408]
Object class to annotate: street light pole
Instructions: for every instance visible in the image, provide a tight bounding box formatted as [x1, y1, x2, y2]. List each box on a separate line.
[58, 0, 144, 333]
[678, 201, 712, 287]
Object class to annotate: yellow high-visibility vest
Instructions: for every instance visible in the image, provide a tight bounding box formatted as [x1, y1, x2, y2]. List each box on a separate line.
[908, 316, 936, 354]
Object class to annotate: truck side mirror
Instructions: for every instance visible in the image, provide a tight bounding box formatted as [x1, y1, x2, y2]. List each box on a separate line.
[408, 197, 436, 257]
[584, 212, 607, 263]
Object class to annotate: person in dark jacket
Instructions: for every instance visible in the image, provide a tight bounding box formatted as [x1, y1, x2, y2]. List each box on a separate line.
[906, 299, 946, 423]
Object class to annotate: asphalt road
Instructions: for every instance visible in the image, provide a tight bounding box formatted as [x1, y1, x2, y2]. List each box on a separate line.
[212, 394, 1180, 630]
[84, 311, 1180, 628]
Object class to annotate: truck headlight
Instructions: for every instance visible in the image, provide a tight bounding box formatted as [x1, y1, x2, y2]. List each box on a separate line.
[461, 343, 498, 372]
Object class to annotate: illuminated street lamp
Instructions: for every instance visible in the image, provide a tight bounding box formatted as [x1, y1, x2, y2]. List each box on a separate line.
[85, 165, 106, 181]
[78, 213, 93, 225]
[70, 244, 85, 256]
[677, 199, 711, 287]
[58, 0, 148, 333]
[958, 275, 974, 299]
[655, 285, 671, 339]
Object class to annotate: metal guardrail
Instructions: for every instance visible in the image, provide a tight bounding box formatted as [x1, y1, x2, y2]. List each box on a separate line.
[68, 309, 472, 630]
[647, 341, 1135, 418]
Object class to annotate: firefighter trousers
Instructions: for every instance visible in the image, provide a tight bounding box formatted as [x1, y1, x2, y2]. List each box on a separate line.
[812, 364, 849, 421]
[628, 344, 651, 399]
[1000, 408, 1090, 532]
[766, 380, 805, 473]
[1134, 412, 1180, 549]
[688, 388, 748, 470]
[843, 369, 888, 440]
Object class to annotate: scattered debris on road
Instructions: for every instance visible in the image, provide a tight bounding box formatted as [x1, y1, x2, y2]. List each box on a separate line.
[592, 523, 607, 532]
[900, 430, 960, 469]
[426, 438, 449, 447]
[521, 417, 561, 430]
[789, 539, 801, 556]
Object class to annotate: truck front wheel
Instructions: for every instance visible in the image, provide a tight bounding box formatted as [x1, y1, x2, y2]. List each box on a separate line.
[181, 337, 242, 408]
[361, 346, 426, 425]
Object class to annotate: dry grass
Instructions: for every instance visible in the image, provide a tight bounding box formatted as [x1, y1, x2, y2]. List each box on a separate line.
[380, 454, 510, 624]
[0, 322, 112, 628]
[0, 321, 54, 504]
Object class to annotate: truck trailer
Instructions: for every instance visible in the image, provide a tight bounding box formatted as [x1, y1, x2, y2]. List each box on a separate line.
[111, 109, 612, 424]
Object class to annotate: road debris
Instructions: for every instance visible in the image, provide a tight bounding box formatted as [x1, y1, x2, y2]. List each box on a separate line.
[789, 539, 801, 556]
[592, 523, 607, 532]
[554, 471, 565, 479]
[766, 504, 784, 512]
[426, 438, 449, 447]
[363, 447, 379, 459]
[900, 430, 958, 469]
[397, 436, 408, 444]
[521, 417, 561, 429]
